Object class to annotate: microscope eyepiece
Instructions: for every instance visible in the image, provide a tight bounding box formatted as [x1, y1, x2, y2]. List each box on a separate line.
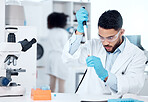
[30, 38, 37, 44]
[19, 38, 37, 52]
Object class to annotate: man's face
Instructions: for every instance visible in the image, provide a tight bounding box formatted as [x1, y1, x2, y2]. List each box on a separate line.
[98, 27, 124, 53]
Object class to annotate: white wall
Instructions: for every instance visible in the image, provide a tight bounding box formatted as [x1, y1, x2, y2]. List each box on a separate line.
[91, 0, 148, 50]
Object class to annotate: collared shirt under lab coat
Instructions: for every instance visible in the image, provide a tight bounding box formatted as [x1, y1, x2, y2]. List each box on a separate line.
[62, 33, 147, 95]
[104, 37, 126, 92]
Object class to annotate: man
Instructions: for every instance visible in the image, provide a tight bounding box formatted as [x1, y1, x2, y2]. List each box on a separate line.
[62, 8, 147, 95]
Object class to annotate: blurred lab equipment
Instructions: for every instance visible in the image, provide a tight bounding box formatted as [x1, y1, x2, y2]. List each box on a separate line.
[125, 35, 144, 50]
[0, 27, 36, 96]
[108, 98, 143, 102]
[0, 0, 5, 42]
[125, 35, 148, 62]
[5, 0, 26, 26]
[73, 11, 77, 22]
[66, 26, 76, 38]
[31, 88, 51, 100]
[6, 0, 21, 5]
[37, 43, 44, 60]
[0, 0, 37, 96]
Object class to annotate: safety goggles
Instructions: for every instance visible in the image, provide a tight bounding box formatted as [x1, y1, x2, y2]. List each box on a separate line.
[98, 30, 120, 42]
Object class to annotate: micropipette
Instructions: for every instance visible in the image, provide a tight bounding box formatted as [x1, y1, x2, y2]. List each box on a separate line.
[75, 7, 92, 93]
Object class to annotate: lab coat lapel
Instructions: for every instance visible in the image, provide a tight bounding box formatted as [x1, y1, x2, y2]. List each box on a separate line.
[99, 45, 107, 68]
[110, 38, 132, 74]
[93, 39, 106, 67]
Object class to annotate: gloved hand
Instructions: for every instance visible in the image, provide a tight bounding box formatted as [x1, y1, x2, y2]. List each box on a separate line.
[86, 56, 108, 81]
[76, 7, 88, 33]
[108, 98, 144, 102]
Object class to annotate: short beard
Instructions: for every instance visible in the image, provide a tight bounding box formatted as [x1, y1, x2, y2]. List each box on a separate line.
[104, 38, 122, 53]
[111, 39, 121, 53]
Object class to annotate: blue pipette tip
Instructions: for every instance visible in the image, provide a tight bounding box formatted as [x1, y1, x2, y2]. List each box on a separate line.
[54, 94, 56, 97]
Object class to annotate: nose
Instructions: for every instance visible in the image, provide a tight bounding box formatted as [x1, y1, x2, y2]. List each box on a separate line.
[102, 39, 109, 45]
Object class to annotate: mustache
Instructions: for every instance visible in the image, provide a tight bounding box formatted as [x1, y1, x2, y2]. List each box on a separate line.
[104, 45, 112, 47]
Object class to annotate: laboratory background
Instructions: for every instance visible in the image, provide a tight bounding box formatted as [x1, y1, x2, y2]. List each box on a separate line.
[0, 0, 148, 101]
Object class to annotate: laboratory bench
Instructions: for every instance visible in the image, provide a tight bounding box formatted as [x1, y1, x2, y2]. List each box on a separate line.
[0, 93, 148, 102]
[0, 93, 79, 102]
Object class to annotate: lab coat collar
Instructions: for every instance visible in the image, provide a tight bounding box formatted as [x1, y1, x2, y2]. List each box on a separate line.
[114, 36, 126, 53]
[99, 40, 107, 68]
[107, 36, 126, 54]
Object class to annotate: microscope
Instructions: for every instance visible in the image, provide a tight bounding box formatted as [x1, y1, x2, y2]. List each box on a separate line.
[0, 27, 36, 96]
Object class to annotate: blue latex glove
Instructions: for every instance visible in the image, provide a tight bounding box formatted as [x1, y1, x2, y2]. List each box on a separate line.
[86, 56, 108, 81]
[76, 7, 88, 33]
[108, 98, 144, 102]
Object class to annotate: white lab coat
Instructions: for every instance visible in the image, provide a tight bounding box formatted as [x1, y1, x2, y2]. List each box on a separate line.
[47, 28, 69, 80]
[62, 37, 147, 95]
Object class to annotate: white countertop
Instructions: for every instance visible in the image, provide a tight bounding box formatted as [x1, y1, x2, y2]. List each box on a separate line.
[0, 93, 81, 102]
[0, 93, 148, 102]
[0, 93, 119, 102]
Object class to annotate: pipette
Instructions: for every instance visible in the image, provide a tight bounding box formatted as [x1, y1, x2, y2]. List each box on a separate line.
[75, 7, 91, 93]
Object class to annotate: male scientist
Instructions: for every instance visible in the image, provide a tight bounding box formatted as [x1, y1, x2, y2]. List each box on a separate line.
[62, 8, 147, 95]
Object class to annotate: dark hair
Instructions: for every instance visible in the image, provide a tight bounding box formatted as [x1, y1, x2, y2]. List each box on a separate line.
[47, 12, 68, 29]
[98, 10, 123, 30]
